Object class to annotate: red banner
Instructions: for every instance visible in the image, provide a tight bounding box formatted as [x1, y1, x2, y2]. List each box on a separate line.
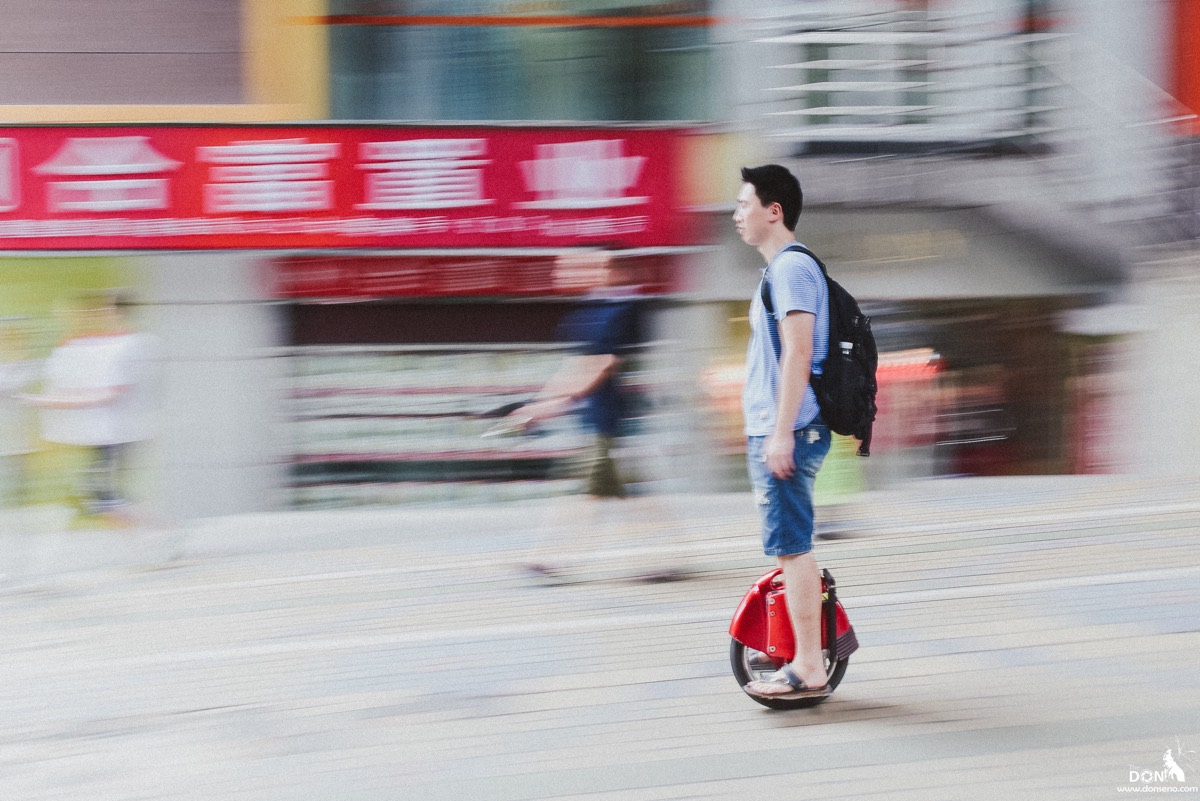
[0, 125, 696, 250]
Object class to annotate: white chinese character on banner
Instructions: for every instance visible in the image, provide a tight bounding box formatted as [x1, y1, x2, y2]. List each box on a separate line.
[199, 139, 339, 214]
[34, 137, 180, 212]
[357, 138, 492, 210]
[0, 139, 18, 211]
[518, 139, 646, 209]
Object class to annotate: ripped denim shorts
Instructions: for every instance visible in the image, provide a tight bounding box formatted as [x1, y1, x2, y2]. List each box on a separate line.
[746, 422, 831, 557]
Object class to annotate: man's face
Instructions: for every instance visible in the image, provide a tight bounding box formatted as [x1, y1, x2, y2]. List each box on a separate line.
[733, 182, 775, 247]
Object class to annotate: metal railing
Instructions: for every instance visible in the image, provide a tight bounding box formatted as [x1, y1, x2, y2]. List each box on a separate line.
[756, 20, 1068, 150]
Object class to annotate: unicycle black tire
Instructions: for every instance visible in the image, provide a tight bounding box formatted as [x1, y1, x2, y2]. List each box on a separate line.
[729, 638, 848, 710]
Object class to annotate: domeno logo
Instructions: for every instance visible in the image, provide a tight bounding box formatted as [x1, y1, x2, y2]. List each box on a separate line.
[1130, 748, 1185, 784]
[1122, 741, 1198, 792]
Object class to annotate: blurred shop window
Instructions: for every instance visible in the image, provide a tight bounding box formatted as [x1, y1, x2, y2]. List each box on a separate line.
[328, 0, 714, 122]
[700, 359, 745, 458]
[1067, 340, 1124, 475]
[873, 348, 941, 453]
[934, 364, 1018, 477]
[866, 348, 942, 484]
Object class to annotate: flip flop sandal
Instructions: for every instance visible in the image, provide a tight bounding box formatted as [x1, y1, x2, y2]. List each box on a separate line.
[744, 663, 830, 700]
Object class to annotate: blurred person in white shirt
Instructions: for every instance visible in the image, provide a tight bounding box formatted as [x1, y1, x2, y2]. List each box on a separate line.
[24, 292, 156, 524]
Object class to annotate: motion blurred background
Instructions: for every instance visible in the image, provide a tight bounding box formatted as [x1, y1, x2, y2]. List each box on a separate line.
[1, 0, 1197, 525]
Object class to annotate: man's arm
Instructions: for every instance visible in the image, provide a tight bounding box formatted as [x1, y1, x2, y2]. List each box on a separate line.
[22, 387, 123, 409]
[765, 310, 815, 478]
[538, 353, 620, 402]
[510, 353, 620, 424]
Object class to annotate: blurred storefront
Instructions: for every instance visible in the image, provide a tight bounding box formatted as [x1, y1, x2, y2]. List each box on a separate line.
[272, 250, 689, 507]
[0, 2, 722, 516]
[0, 123, 702, 513]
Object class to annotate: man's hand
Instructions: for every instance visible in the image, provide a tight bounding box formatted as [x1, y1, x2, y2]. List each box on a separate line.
[518, 395, 573, 425]
[764, 430, 795, 479]
[484, 396, 572, 438]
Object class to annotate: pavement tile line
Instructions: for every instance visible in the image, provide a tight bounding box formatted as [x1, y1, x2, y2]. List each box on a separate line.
[10, 488, 1196, 607]
[24, 564, 1197, 677]
[177, 478, 1200, 537]
[7, 479, 1196, 584]
[847, 564, 1200, 607]
[853, 500, 1200, 536]
[193, 523, 1199, 591]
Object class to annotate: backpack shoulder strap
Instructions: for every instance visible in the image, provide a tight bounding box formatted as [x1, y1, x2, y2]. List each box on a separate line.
[759, 243, 826, 317]
[759, 243, 828, 369]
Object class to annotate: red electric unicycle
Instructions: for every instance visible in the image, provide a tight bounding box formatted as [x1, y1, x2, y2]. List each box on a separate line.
[729, 567, 859, 709]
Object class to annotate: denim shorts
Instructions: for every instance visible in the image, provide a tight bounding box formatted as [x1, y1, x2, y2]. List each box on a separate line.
[746, 422, 831, 557]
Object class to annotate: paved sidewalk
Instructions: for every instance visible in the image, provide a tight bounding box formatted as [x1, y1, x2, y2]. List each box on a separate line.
[0, 474, 1198, 800]
[6, 472, 1194, 561]
[9, 473, 1199, 583]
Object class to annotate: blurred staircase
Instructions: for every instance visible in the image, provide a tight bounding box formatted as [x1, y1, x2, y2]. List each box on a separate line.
[739, 0, 1198, 251]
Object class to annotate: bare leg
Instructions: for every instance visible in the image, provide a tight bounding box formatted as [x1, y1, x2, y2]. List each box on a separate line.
[524, 437, 626, 580]
[525, 493, 603, 572]
[779, 551, 827, 687]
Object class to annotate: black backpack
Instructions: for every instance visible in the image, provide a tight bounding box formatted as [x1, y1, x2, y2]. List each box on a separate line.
[761, 243, 878, 456]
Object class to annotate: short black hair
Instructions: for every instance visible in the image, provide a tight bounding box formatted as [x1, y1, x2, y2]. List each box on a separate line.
[740, 164, 802, 231]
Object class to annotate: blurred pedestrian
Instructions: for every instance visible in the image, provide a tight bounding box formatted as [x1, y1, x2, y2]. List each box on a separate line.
[733, 164, 834, 699]
[24, 292, 156, 526]
[505, 251, 682, 583]
[0, 318, 41, 510]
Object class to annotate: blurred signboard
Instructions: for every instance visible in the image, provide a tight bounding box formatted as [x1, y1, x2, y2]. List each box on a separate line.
[272, 254, 677, 298]
[0, 126, 696, 250]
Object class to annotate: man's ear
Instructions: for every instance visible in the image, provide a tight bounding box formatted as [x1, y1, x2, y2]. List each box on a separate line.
[768, 202, 783, 222]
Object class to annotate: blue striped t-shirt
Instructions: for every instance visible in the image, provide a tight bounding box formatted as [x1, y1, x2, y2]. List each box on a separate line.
[742, 243, 829, 437]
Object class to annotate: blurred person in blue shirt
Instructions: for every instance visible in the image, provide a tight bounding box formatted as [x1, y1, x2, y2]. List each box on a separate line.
[516, 252, 644, 499]
[506, 252, 680, 582]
